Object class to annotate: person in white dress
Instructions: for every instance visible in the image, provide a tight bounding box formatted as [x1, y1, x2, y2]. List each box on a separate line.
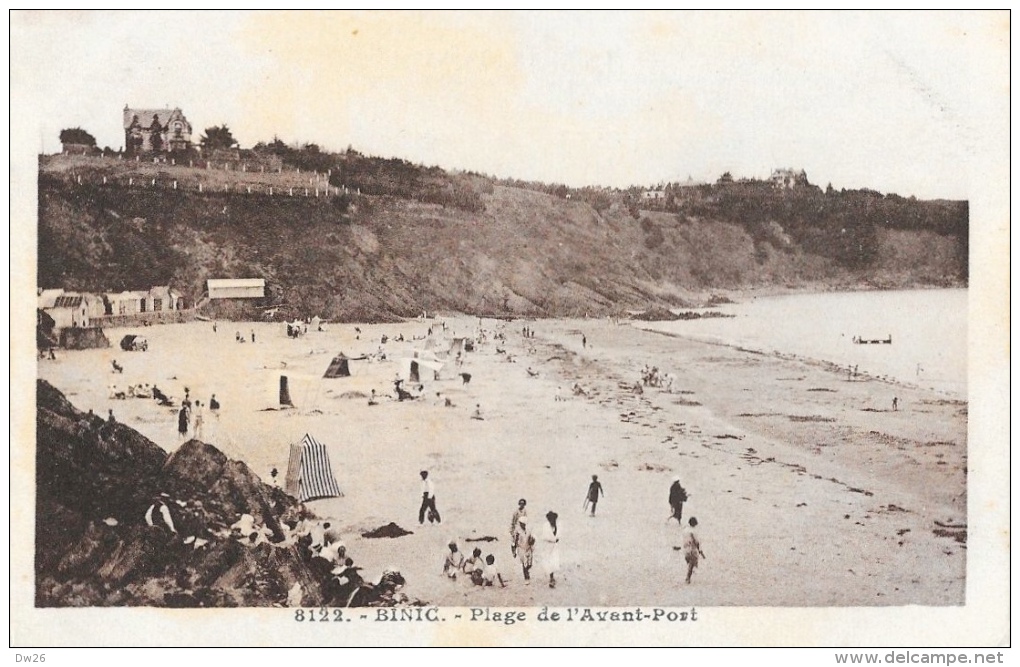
[539, 511, 561, 588]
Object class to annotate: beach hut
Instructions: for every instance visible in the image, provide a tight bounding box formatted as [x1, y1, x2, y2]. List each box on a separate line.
[279, 375, 295, 407]
[284, 433, 344, 502]
[323, 354, 351, 378]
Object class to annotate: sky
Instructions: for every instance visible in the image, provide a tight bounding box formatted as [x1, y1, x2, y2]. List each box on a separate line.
[10, 10, 1009, 199]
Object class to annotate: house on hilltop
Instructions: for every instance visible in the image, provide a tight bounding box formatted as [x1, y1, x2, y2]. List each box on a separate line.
[770, 168, 809, 189]
[124, 105, 192, 155]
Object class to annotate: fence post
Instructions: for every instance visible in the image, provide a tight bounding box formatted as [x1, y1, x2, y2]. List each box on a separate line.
[269, 187, 273, 196]
[173, 180, 178, 190]
[76, 175, 82, 184]
[289, 188, 293, 196]
[315, 189, 319, 197]
[171, 158, 176, 166]
[199, 183, 203, 193]
[242, 164, 247, 172]
[151, 178, 156, 186]
[304, 188, 308, 196]
[190, 160, 193, 167]
[247, 186, 252, 194]
[103, 176, 107, 184]
[129, 178, 133, 186]
[224, 184, 228, 192]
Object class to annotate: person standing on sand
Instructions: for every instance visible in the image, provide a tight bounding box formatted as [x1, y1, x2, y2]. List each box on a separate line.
[251, 329, 256, 343]
[510, 498, 527, 556]
[678, 517, 706, 584]
[514, 517, 535, 582]
[668, 476, 688, 524]
[418, 470, 441, 525]
[539, 511, 561, 588]
[585, 475, 605, 516]
[892, 397, 899, 411]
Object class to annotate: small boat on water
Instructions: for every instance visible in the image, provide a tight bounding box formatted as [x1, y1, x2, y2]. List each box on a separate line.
[852, 335, 892, 345]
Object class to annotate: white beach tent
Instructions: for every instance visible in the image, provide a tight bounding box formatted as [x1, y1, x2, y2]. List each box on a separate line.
[285, 433, 344, 502]
[401, 353, 445, 383]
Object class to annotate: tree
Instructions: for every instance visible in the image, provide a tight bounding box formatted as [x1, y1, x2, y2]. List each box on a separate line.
[59, 127, 96, 146]
[200, 125, 237, 150]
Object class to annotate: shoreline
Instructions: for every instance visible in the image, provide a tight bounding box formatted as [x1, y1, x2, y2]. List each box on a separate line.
[633, 324, 967, 402]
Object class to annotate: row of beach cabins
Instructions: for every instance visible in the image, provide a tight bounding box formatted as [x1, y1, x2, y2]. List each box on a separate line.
[38, 285, 187, 331]
[38, 279, 267, 347]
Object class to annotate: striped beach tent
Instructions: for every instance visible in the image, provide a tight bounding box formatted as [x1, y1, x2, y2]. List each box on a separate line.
[285, 434, 344, 502]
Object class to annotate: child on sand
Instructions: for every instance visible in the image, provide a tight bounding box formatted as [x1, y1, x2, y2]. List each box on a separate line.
[463, 547, 484, 584]
[585, 475, 605, 516]
[481, 554, 506, 587]
[678, 517, 706, 584]
[443, 541, 464, 579]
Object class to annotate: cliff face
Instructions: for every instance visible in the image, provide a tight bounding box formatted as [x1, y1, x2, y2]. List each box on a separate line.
[38, 169, 967, 321]
[35, 379, 327, 607]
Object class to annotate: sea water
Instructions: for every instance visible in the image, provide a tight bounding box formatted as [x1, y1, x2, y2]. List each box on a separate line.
[638, 289, 967, 398]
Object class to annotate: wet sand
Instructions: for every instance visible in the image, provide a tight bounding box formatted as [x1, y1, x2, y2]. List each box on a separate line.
[37, 316, 967, 607]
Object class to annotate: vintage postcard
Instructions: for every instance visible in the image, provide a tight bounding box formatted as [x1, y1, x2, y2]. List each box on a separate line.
[10, 11, 1009, 648]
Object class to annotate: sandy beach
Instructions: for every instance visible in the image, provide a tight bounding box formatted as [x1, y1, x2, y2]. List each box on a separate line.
[37, 316, 967, 607]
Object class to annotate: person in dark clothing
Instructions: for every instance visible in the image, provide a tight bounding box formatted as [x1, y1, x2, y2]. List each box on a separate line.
[585, 474, 605, 516]
[418, 470, 441, 525]
[178, 405, 190, 439]
[668, 476, 688, 524]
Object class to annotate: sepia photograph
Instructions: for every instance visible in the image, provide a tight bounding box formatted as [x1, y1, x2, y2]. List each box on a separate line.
[10, 10, 1009, 649]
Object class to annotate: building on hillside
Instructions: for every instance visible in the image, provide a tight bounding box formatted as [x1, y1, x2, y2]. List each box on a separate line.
[207, 278, 266, 300]
[38, 288, 65, 310]
[45, 293, 106, 329]
[106, 290, 148, 315]
[147, 285, 184, 312]
[676, 176, 707, 188]
[770, 168, 809, 189]
[641, 190, 666, 201]
[124, 105, 193, 155]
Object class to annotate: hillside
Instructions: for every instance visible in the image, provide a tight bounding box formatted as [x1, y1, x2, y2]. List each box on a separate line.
[38, 157, 967, 321]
